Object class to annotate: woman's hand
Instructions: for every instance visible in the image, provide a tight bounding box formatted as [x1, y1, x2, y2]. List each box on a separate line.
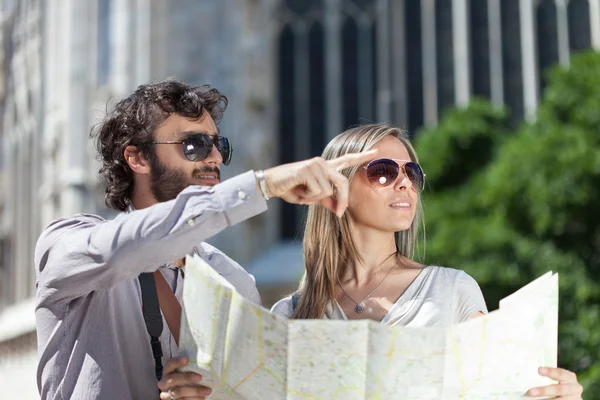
[527, 367, 583, 399]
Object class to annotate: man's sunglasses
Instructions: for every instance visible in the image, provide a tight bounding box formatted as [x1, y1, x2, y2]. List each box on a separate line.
[146, 133, 232, 165]
[362, 158, 425, 192]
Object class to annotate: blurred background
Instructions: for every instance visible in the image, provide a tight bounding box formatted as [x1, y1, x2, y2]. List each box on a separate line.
[0, 0, 599, 398]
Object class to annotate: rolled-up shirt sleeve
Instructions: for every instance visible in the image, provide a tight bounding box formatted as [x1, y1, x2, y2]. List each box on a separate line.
[35, 171, 267, 305]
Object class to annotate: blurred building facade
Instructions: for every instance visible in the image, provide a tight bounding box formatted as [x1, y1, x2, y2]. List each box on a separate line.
[0, 0, 597, 397]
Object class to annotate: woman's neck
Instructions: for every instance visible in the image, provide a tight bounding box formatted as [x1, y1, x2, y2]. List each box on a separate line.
[342, 226, 398, 282]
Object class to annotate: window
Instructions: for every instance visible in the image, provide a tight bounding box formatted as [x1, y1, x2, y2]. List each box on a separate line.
[536, 0, 559, 92]
[435, 0, 454, 115]
[97, 0, 112, 85]
[0, 237, 13, 307]
[501, 0, 524, 125]
[404, 0, 423, 133]
[276, 0, 381, 239]
[568, 0, 591, 52]
[470, 0, 490, 99]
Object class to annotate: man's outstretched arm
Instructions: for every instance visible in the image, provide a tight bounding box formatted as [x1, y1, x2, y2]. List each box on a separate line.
[35, 171, 266, 305]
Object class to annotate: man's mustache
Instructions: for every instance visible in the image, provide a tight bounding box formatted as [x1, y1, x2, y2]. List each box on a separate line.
[192, 166, 220, 180]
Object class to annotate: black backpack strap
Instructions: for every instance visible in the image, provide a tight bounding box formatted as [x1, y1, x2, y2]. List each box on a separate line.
[138, 273, 164, 381]
[291, 293, 300, 312]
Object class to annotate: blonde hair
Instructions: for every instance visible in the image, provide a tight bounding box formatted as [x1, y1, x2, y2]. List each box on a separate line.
[292, 123, 425, 319]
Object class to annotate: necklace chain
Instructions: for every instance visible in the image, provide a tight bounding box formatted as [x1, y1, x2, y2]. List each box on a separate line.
[337, 253, 397, 314]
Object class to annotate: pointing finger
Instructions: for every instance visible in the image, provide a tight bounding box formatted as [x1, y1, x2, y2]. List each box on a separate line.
[328, 149, 378, 172]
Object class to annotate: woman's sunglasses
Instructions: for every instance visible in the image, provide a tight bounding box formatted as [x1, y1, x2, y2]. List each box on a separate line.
[362, 158, 425, 192]
[147, 133, 233, 165]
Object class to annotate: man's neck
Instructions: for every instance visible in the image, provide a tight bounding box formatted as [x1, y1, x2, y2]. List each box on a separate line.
[129, 175, 159, 210]
[130, 188, 158, 210]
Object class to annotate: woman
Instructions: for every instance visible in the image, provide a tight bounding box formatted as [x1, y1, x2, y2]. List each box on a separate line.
[271, 123, 583, 399]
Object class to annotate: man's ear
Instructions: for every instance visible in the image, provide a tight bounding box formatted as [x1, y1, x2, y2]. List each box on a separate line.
[124, 145, 151, 175]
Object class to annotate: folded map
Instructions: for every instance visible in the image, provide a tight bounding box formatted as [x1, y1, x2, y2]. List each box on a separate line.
[179, 255, 558, 400]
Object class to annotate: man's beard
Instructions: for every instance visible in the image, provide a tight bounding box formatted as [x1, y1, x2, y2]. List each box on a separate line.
[149, 157, 220, 203]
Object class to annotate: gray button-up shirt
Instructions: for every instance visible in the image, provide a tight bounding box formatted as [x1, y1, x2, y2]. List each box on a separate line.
[34, 171, 267, 400]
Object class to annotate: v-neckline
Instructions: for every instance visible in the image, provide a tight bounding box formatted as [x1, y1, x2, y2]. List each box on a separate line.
[334, 266, 433, 324]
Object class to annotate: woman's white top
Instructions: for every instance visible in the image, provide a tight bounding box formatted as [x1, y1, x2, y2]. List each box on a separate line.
[271, 266, 488, 327]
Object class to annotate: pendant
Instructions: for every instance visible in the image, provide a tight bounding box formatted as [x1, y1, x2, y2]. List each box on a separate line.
[355, 304, 364, 313]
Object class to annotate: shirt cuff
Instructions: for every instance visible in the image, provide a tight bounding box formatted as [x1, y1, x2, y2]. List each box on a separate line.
[215, 170, 268, 226]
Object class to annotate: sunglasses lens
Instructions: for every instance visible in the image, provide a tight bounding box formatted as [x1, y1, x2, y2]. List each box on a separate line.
[216, 137, 232, 165]
[366, 159, 399, 188]
[182, 135, 212, 162]
[405, 162, 425, 191]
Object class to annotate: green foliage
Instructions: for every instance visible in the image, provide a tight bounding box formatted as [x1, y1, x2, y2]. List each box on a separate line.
[416, 51, 600, 397]
[416, 99, 513, 191]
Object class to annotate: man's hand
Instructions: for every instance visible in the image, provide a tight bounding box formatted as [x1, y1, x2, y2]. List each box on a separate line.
[527, 367, 583, 399]
[262, 149, 378, 217]
[158, 357, 212, 400]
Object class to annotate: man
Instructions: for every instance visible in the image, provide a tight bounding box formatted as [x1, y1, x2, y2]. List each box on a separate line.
[34, 79, 377, 400]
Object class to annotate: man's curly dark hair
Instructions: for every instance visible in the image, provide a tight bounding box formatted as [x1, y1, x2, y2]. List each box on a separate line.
[90, 79, 228, 211]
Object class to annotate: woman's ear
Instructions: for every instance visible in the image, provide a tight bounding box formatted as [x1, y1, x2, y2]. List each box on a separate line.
[124, 145, 151, 175]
